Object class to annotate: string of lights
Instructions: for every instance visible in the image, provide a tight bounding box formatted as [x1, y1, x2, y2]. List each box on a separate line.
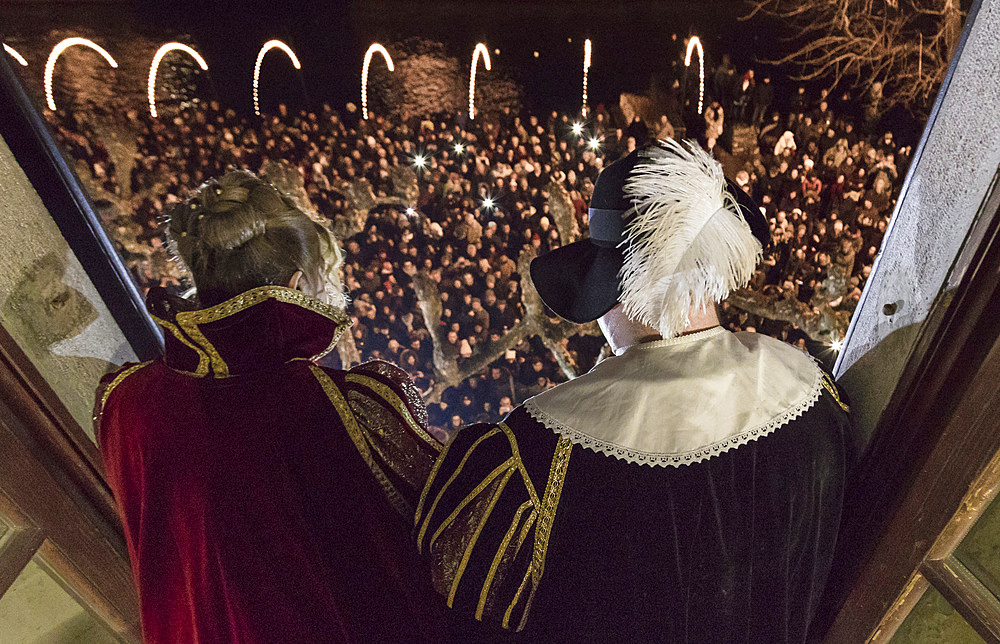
[361, 43, 394, 120]
[44, 37, 119, 111]
[468, 43, 491, 120]
[252, 40, 301, 117]
[684, 36, 705, 115]
[148, 43, 208, 118]
[582, 38, 592, 117]
[3, 43, 28, 67]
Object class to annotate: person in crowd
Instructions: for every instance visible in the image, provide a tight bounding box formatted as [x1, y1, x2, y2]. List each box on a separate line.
[95, 171, 443, 643]
[417, 141, 851, 641]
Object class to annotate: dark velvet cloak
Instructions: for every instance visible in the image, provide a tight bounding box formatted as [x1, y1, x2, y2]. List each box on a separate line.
[417, 378, 850, 643]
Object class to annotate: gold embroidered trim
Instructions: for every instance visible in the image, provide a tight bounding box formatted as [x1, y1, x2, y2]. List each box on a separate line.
[416, 436, 454, 528]
[176, 286, 351, 378]
[822, 373, 850, 413]
[95, 361, 153, 425]
[417, 428, 501, 549]
[309, 365, 410, 517]
[477, 500, 533, 619]
[345, 373, 440, 452]
[514, 436, 572, 631]
[151, 315, 209, 376]
[447, 467, 516, 608]
[500, 423, 540, 507]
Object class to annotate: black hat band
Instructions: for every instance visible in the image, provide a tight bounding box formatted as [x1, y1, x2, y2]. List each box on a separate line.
[589, 208, 628, 247]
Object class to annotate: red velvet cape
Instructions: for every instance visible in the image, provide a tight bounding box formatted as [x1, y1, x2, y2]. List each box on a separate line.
[96, 287, 443, 643]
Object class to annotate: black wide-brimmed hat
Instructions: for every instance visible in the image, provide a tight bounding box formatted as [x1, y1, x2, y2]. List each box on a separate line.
[530, 143, 770, 326]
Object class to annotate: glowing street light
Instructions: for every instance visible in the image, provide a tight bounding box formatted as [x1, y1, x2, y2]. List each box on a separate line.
[253, 40, 301, 117]
[582, 38, 592, 117]
[148, 43, 208, 118]
[361, 43, 394, 120]
[684, 36, 705, 115]
[45, 38, 119, 111]
[4, 44, 28, 67]
[469, 43, 491, 120]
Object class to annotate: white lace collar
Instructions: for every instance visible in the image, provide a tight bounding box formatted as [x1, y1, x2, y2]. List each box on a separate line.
[522, 328, 824, 467]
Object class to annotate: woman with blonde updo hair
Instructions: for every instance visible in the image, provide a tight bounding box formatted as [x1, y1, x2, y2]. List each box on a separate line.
[95, 170, 443, 643]
[168, 169, 346, 308]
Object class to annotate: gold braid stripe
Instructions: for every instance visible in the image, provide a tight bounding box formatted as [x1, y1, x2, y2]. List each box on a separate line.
[416, 436, 454, 528]
[500, 422, 541, 506]
[822, 373, 850, 413]
[309, 365, 410, 517]
[430, 458, 515, 550]
[344, 373, 440, 451]
[447, 467, 517, 608]
[505, 435, 573, 631]
[477, 499, 534, 619]
[417, 428, 501, 549]
[151, 315, 209, 376]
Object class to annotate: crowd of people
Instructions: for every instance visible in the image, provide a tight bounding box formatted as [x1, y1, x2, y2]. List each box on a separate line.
[46, 56, 910, 435]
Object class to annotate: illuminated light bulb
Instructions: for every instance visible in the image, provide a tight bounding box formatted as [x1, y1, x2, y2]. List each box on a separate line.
[4, 44, 28, 67]
[45, 38, 119, 111]
[684, 36, 705, 115]
[533, 51, 539, 58]
[494, 48, 500, 55]
[406, 207, 416, 216]
[413, 154, 427, 168]
[582, 38, 592, 117]
[253, 40, 302, 117]
[831, 339, 844, 353]
[571, 122, 583, 136]
[482, 197, 495, 210]
[588, 137, 601, 149]
[148, 43, 208, 118]
[361, 43, 394, 120]
[453, 143, 464, 154]
[468, 43, 491, 120]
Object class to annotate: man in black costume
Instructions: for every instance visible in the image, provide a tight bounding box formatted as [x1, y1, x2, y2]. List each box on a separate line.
[416, 139, 851, 642]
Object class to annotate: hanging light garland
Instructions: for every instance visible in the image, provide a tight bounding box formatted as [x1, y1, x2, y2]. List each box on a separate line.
[147, 43, 208, 118]
[582, 38, 592, 117]
[45, 38, 118, 111]
[468, 43, 491, 120]
[684, 36, 705, 115]
[252, 39, 302, 117]
[361, 43, 394, 120]
[3, 44, 28, 67]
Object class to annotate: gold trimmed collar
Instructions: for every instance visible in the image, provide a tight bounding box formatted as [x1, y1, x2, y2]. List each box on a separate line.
[152, 286, 351, 378]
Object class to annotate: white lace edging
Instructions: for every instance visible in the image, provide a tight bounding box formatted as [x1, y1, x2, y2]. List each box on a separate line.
[522, 364, 825, 468]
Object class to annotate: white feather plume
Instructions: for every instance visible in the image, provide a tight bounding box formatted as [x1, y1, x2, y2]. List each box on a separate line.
[619, 139, 762, 338]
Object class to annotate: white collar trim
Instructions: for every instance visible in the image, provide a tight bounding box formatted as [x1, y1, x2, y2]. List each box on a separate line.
[522, 329, 824, 468]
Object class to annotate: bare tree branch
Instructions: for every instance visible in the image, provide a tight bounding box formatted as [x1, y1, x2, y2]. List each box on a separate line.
[743, 0, 965, 115]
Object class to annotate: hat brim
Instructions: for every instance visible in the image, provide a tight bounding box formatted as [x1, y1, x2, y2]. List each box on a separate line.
[529, 240, 623, 324]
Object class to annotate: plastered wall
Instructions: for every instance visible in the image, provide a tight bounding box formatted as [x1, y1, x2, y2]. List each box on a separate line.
[0, 133, 135, 438]
[835, 0, 1000, 450]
